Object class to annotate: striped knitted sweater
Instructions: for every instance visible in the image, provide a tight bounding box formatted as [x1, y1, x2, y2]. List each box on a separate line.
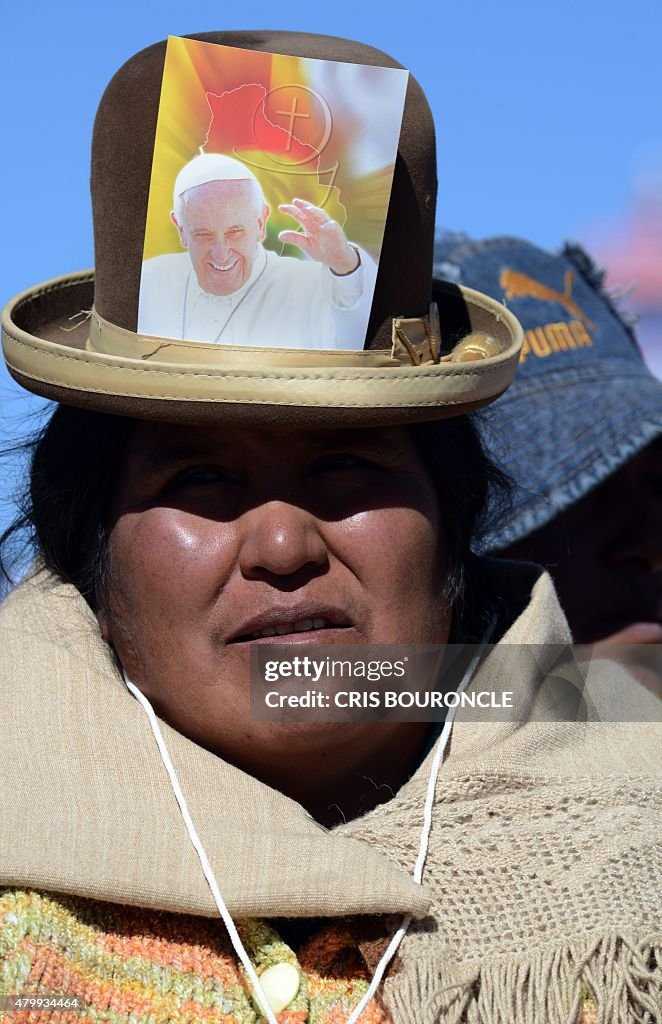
[0, 888, 389, 1023]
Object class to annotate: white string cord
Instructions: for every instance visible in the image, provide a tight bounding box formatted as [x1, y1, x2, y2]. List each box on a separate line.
[123, 675, 279, 1024]
[124, 614, 495, 1024]
[345, 615, 497, 1023]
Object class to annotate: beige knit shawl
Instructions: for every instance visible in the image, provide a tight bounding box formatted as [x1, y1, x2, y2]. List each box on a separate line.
[0, 563, 660, 1023]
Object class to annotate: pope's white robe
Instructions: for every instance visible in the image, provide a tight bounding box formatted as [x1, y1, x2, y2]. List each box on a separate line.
[137, 245, 377, 350]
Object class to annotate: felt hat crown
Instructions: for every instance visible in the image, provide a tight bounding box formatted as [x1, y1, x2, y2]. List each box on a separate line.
[2, 31, 523, 426]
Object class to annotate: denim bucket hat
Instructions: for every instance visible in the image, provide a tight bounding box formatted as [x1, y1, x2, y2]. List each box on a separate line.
[434, 233, 662, 553]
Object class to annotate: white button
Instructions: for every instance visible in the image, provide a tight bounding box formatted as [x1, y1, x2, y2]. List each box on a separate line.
[258, 962, 301, 1012]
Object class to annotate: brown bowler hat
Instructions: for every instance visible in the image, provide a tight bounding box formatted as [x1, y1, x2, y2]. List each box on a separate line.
[1, 31, 522, 427]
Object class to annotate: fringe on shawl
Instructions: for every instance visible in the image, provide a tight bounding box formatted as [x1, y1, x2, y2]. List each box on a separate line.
[384, 935, 661, 1024]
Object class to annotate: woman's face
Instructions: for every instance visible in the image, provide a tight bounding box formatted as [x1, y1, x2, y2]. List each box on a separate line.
[100, 421, 449, 767]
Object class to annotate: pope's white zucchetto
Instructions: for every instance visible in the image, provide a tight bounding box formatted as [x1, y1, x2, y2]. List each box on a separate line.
[173, 153, 261, 202]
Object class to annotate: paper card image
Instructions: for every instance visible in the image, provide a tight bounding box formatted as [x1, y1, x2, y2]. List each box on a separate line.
[138, 36, 408, 350]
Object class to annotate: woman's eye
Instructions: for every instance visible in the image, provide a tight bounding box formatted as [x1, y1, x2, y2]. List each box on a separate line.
[166, 468, 235, 490]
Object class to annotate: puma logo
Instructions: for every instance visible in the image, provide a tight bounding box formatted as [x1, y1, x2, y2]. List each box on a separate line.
[500, 268, 595, 330]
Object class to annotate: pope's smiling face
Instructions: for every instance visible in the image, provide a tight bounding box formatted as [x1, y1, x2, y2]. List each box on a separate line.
[98, 422, 450, 773]
[172, 180, 269, 297]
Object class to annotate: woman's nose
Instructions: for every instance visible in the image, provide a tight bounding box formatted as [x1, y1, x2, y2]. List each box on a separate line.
[237, 501, 329, 581]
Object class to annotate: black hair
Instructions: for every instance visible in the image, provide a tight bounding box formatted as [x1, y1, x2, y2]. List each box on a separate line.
[408, 417, 511, 639]
[0, 406, 134, 613]
[0, 404, 510, 639]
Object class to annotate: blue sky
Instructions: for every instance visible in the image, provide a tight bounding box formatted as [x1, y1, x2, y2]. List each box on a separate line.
[1, 0, 661, 540]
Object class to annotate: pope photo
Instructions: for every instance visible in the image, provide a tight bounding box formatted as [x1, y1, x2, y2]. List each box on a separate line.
[137, 35, 408, 350]
[138, 152, 378, 348]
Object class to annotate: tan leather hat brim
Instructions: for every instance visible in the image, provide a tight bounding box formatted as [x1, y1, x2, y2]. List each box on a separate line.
[2, 270, 523, 427]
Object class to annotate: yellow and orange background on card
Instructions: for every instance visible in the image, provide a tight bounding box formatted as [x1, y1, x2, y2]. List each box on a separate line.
[143, 36, 408, 263]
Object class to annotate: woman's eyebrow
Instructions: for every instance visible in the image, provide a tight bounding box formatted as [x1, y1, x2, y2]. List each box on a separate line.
[303, 429, 396, 457]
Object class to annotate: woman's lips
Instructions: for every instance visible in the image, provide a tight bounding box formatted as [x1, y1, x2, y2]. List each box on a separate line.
[250, 616, 335, 640]
[228, 606, 355, 645]
[242, 626, 357, 645]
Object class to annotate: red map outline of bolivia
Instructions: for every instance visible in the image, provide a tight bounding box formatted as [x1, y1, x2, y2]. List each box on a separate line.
[202, 83, 347, 241]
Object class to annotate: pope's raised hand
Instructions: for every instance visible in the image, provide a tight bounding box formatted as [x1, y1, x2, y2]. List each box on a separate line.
[278, 199, 359, 275]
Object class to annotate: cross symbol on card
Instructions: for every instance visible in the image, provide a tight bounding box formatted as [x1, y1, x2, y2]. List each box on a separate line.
[274, 95, 310, 150]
